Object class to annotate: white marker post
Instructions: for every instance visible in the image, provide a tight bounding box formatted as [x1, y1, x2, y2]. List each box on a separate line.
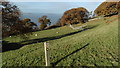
[44, 42, 50, 66]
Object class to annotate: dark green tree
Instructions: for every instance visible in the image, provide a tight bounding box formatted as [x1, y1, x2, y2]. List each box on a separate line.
[1, 1, 38, 37]
[1, 1, 20, 37]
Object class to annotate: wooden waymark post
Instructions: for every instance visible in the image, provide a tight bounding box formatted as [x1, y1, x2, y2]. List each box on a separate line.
[44, 42, 50, 66]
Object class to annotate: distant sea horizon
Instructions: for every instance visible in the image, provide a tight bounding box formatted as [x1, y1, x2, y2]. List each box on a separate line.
[20, 12, 63, 26]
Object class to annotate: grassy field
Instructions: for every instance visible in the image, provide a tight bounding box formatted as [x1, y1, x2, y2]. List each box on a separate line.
[1, 15, 118, 66]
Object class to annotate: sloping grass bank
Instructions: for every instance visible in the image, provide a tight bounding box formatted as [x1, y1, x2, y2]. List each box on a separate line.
[1, 15, 118, 66]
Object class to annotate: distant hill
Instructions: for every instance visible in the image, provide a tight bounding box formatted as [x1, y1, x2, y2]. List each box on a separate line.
[20, 13, 62, 26]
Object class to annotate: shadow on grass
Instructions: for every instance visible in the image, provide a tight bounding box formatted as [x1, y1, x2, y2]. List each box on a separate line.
[19, 25, 97, 45]
[2, 25, 97, 52]
[1, 41, 23, 52]
[51, 43, 89, 66]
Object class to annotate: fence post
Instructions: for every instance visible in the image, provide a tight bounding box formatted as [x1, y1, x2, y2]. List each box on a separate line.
[44, 42, 50, 66]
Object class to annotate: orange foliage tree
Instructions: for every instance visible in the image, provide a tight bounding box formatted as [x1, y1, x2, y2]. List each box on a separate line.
[11, 18, 37, 35]
[38, 16, 51, 30]
[60, 7, 89, 26]
[94, 0, 120, 16]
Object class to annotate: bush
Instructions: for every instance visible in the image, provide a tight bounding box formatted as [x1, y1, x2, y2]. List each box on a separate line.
[40, 23, 47, 30]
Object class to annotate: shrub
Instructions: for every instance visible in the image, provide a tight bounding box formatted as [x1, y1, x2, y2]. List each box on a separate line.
[39, 23, 47, 30]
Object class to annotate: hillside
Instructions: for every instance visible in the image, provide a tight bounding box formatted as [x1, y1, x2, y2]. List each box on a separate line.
[1, 15, 118, 66]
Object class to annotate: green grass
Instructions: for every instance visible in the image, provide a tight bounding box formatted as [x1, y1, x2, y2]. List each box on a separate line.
[1, 15, 118, 66]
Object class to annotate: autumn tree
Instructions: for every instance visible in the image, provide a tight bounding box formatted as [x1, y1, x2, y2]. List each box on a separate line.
[11, 18, 37, 35]
[1, 0, 38, 37]
[60, 7, 89, 26]
[21, 18, 37, 30]
[38, 16, 51, 30]
[94, 0, 120, 16]
[1, 0, 21, 37]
